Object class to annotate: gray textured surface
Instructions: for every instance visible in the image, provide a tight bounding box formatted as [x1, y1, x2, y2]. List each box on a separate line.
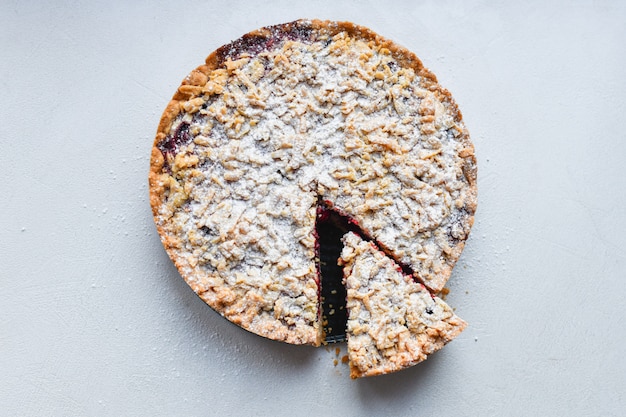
[1, 1, 625, 415]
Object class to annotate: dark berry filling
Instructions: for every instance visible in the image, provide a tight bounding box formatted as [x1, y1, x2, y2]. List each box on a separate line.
[316, 205, 350, 343]
[216, 21, 314, 63]
[157, 122, 193, 172]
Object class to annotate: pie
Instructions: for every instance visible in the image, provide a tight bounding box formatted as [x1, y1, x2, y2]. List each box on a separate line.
[340, 232, 467, 378]
[149, 19, 476, 362]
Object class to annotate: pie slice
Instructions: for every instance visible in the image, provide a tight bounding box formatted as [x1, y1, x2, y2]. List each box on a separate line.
[340, 232, 467, 378]
[149, 19, 476, 346]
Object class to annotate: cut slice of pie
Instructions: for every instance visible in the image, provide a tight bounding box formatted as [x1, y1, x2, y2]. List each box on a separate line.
[340, 232, 467, 378]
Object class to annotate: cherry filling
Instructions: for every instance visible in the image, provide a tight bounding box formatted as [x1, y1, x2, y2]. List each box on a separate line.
[157, 122, 193, 172]
[316, 205, 352, 343]
[216, 21, 314, 63]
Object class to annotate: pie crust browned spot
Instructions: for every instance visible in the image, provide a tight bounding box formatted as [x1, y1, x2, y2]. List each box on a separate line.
[149, 19, 476, 348]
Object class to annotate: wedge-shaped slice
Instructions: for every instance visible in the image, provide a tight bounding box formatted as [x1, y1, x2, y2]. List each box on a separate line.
[340, 232, 467, 378]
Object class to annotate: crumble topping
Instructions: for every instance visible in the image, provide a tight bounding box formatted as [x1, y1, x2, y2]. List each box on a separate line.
[149, 20, 476, 346]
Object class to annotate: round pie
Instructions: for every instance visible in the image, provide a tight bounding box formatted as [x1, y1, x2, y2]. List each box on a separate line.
[149, 20, 476, 349]
[340, 232, 467, 378]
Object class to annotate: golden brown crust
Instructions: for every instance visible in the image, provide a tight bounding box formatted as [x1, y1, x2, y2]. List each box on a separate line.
[149, 19, 476, 346]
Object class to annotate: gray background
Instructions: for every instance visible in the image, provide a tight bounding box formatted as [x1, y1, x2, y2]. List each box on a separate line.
[2, 1, 625, 415]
